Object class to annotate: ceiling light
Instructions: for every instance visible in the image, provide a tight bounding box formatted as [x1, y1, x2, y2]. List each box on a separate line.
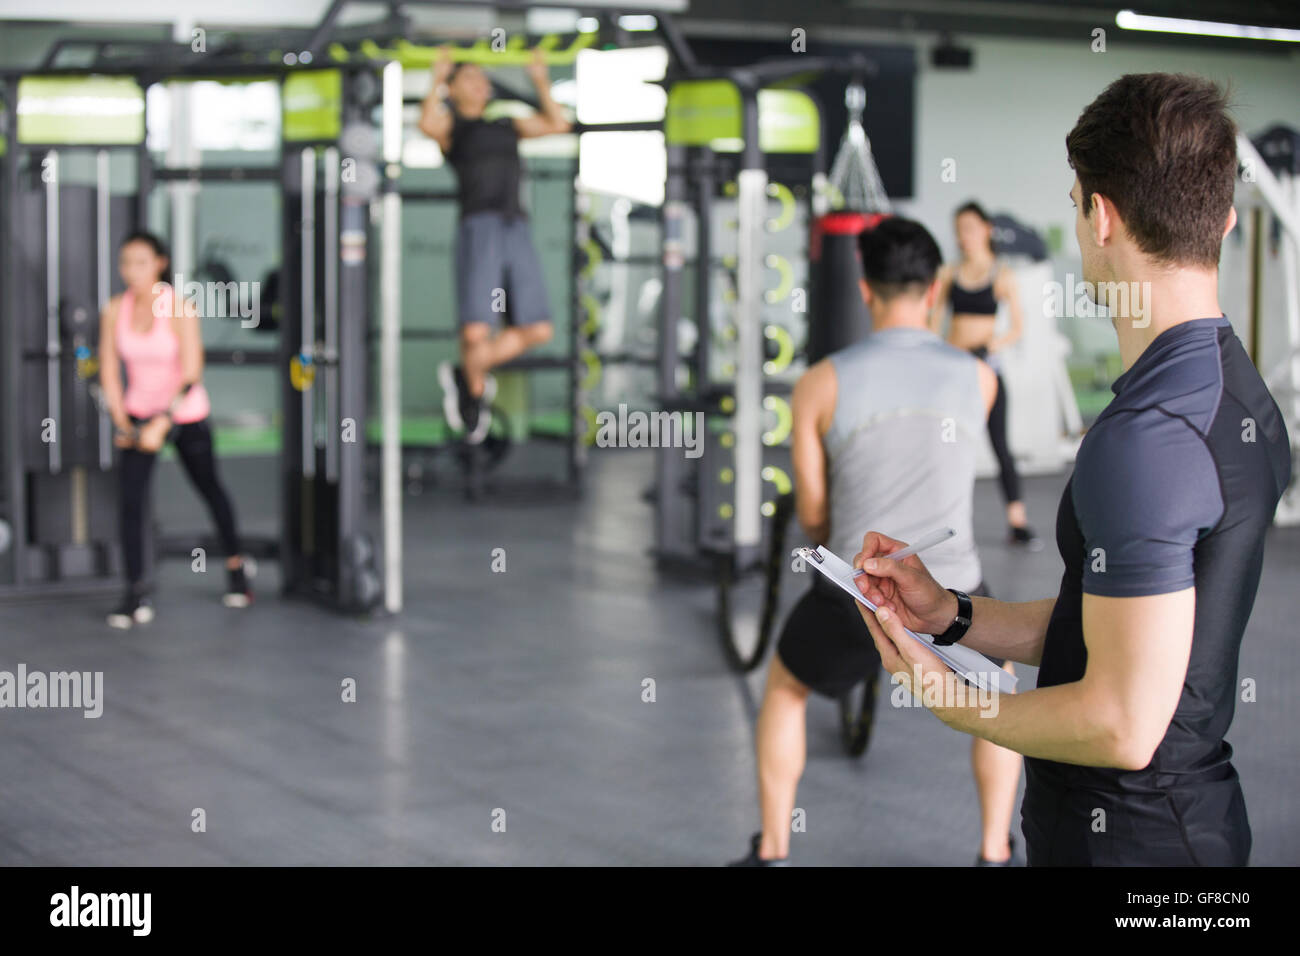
[1116, 9, 1300, 42]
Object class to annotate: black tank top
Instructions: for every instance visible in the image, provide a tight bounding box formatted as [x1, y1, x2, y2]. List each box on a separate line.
[949, 263, 998, 315]
[446, 112, 524, 220]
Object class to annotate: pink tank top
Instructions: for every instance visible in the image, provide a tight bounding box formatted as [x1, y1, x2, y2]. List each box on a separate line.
[115, 286, 210, 424]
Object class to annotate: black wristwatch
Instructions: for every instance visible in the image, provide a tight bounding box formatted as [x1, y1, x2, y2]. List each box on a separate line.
[932, 588, 973, 646]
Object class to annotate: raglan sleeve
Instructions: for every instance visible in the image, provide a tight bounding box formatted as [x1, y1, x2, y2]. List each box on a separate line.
[1071, 410, 1223, 597]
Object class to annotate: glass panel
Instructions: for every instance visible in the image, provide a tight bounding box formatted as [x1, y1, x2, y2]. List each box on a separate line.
[148, 80, 279, 163]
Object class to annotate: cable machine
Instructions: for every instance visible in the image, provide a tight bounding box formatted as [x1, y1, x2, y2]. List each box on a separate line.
[653, 55, 913, 758]
[653, 57, 873, 623]
[0, 58, 386, 613]
[0, 75, 142, 598]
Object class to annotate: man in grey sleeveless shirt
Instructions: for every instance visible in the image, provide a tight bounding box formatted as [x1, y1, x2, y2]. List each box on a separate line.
[730, 218, 1021, 866]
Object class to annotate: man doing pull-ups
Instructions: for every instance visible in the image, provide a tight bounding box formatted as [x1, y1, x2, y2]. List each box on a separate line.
[419, 46, 571, 443]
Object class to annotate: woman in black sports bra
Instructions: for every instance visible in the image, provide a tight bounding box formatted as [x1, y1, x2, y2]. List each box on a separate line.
[932, 201, 1041, 549]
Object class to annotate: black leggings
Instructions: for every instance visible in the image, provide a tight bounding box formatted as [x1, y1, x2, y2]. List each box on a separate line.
[121, 417, 241, 589]
[970, 346, 1021, 505]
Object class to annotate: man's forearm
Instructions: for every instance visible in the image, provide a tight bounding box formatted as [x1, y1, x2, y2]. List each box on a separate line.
[800, 519, 829, 547]
[794, 491, 828, 547]
[934, 679, 1127, 767]
[419, 84, 452, 138]
[534, 79, 567, 126]
[954, 595, 1056, 666]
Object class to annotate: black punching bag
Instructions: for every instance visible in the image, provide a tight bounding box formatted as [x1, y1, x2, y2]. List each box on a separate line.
[806, 211, 886, 363]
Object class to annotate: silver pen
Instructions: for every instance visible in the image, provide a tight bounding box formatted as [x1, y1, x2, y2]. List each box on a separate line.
[852, 527, 955, 577]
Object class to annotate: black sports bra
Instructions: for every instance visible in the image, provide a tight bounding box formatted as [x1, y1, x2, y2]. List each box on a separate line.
[949, 264, 999, 316]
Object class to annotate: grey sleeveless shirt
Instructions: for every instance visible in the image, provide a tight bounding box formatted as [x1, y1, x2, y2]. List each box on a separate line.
[824, 326, 985, 591]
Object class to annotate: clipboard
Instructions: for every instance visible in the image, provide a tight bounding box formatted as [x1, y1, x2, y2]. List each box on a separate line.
[798, 545, 1018, 695]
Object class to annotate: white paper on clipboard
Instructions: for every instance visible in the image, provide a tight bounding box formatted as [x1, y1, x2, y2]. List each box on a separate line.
[799, 545, 1018, 695]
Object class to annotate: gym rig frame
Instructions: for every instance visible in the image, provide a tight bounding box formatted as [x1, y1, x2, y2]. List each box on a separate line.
[0, 1, 692, 614]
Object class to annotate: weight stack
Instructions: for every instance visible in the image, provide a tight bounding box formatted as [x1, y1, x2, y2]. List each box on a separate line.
[806, 212, 887, 364]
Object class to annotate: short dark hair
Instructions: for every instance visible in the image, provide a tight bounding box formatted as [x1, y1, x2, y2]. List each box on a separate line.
[1066, 73, 1237, 268]
[857, 216, 942, 301]
[448, 62, 480, 85]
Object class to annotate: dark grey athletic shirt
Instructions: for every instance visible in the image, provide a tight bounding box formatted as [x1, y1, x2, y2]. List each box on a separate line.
[446, 112, 524, 220]
[1023, 316, 1292, 865]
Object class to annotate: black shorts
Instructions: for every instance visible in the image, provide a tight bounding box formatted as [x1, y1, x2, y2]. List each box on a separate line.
[776, 574, 998, 698]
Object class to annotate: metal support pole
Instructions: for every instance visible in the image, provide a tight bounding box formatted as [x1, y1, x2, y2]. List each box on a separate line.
[569, 169, 582, 487]
[96, 149, 112, 471]
[323, 145, 340, 483]
[692, 149, 715, 554]
[167, 80, 196, 281]
[338, 189, 369, 600]
[380, 60, 403, 613]
[300, 147, 317, 480]
[2, 80, 25, 584]
[732, 87, 766, 552]
[136, 89, 152, 229]
[656, 144, 687, 558]
[693, 150, 713, 387]
[44, 149, 62, 474]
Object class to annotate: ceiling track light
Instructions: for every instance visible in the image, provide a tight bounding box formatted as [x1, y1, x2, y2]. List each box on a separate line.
[1116, 9, 1300, 43]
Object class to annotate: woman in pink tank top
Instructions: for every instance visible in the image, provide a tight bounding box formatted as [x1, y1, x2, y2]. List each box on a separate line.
[97, 231, 252, 628]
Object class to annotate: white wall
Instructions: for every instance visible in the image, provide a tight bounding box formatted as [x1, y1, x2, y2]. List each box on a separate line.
[904, 33, 1300, 243]
[894, 34, 1300, 354]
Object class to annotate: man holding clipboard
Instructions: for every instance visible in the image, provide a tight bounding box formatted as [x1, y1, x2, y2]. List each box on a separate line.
[853, 73, 1292, 866]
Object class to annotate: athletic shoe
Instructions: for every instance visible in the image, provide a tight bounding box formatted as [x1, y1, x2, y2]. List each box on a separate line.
[458, 368, 482, 438]
[1009, 526, 1044, 552]
[437, 361, 463, 432]
[976, 835, 1017, 866]
[107, 591, 154, 629]
[726, 832, 790, 867]
[223, 562, 253, 608]
[466, 373, 497, 445]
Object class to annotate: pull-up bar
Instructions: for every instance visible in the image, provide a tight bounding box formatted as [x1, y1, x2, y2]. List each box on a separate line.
[23, 1, 692, 80]
[304, 0, 682, 60]
[333, 32, 598, 69]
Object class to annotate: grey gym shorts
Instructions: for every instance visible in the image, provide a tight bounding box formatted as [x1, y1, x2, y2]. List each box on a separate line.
[454, 211, 552, 328]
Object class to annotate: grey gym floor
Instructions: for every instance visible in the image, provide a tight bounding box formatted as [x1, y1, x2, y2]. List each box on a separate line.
[1, 449, 1296, 866]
